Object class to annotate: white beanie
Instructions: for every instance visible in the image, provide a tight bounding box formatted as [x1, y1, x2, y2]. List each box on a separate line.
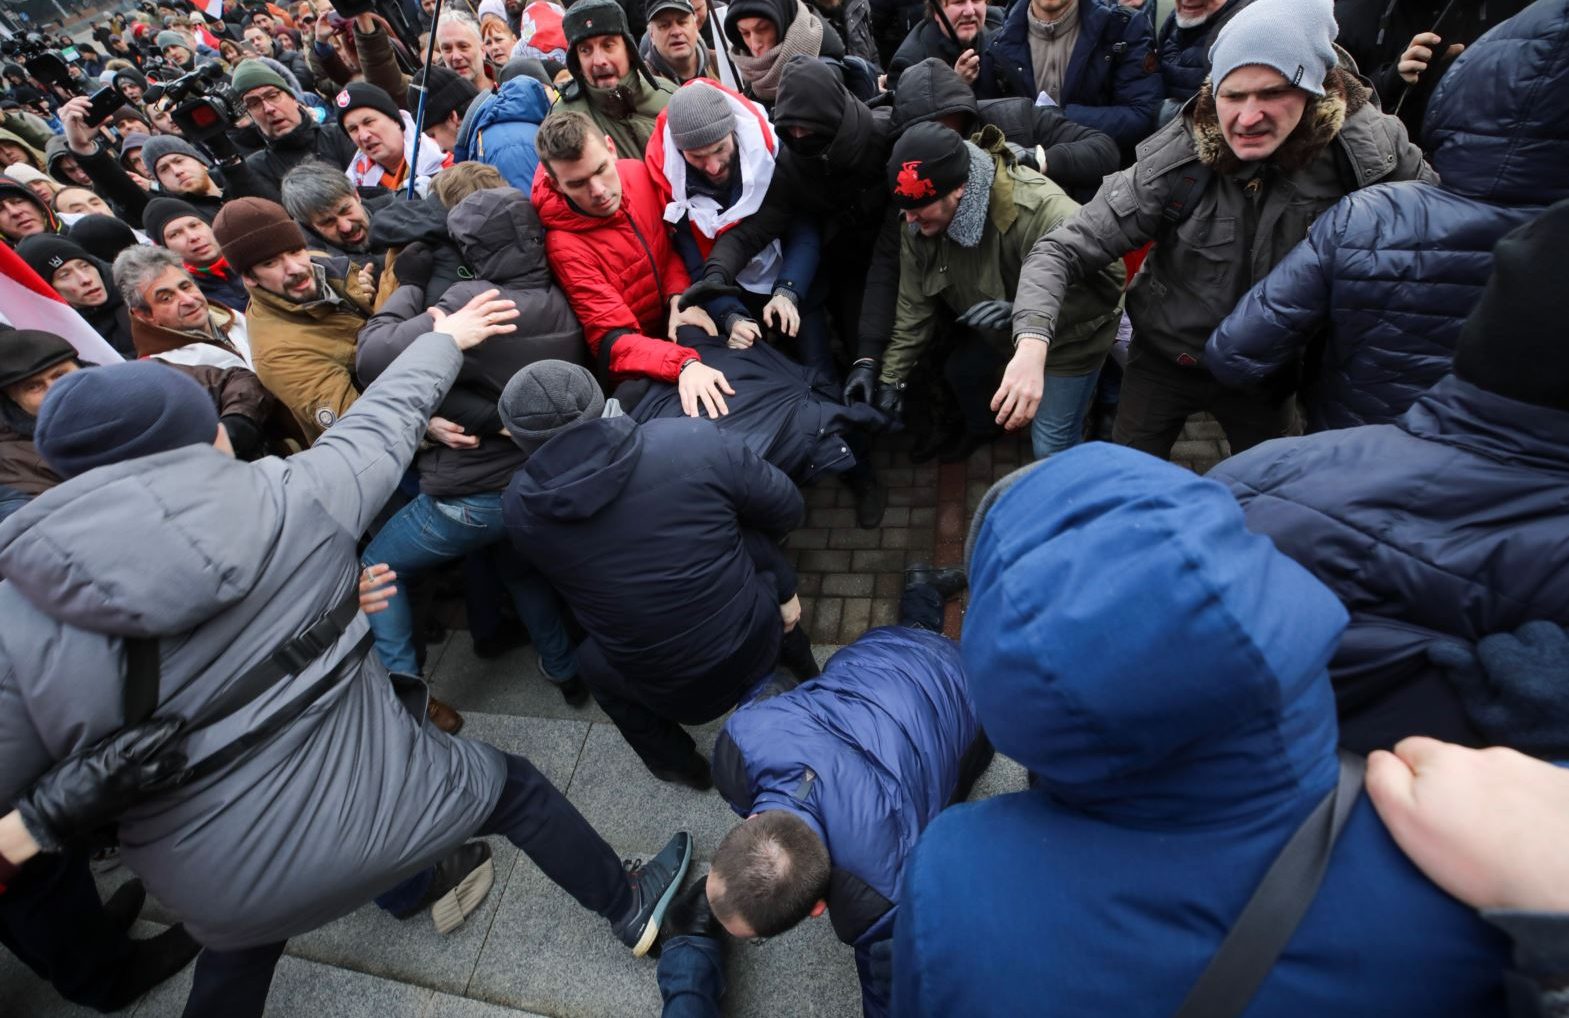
[1208, 0, 1338, 97]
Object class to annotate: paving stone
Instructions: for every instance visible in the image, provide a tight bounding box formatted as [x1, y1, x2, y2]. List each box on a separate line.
[804, 485, 838, 508]
[1182, 416, 1227, 440]
[1170, 439, 1223, 461]
[851, 549, 909, 573]
[827, 528, 881, 549]
[797, 549, 853, 573]
[880, 528, 912, 548]
[873, 573, 905, 598]
[789, 528, 831, 550]
[838, 598, 872, 643]
[822, 573, 875, 597]
[878, 505, 910, 527]
[422, 992, 552, 1017]
[431, 642, 609, 724]
[967, 753, 1031, 802]
[723, 907, 863, 1018]
[908, 506, 935, 527]
[132, 953, 433, 1018]
[879, 466, 914, 487]
[869, 598, 900, 629]
[809, 598, 843, 641]
[565, 724, 743, 854]
[796, 573, 822, 597]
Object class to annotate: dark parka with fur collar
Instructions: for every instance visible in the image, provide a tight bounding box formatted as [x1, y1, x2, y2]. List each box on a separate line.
[1014, 67, 1434, 367]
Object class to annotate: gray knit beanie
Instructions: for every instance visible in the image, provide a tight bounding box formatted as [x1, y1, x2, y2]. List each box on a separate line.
[666, 81, 736, 152]
[1208, 0, 1337, 97]
[141, 135, 212, 178]
[498, 360, 605, 454]
[155, 30, 188, 52]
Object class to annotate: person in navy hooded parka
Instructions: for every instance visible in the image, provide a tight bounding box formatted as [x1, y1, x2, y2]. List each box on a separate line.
[893, 444, 1508, 1017]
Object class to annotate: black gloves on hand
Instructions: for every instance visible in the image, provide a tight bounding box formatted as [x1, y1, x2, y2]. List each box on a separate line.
[394, 241, 435, 291]
[957, 299, 1014, 336]
[16, 718, 188, 854]
[220, 414, 264, 461]
[679, 271, 743, 311]
[873, 380, 906, 419]
[843, 359, 877, 405]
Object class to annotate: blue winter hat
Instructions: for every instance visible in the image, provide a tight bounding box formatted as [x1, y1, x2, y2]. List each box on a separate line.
[35, 361, 219, 479]
[962, 444, 1348, 819]
[1208, 0, 1337, 97]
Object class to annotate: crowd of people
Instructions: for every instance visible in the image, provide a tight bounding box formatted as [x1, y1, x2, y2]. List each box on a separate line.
[0, 0, 1565, 1015]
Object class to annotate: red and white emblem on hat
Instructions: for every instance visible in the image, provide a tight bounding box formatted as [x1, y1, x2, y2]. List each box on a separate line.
[335, 90, 350, 107]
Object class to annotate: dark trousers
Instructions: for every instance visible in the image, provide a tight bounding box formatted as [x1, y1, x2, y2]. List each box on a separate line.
[1114, 347, 1295, 459]
[182, 754, 632, 1018]
[942, 333, 1007, 438]
[582, 532, 796, 774]
[0, 851, 134, 1011]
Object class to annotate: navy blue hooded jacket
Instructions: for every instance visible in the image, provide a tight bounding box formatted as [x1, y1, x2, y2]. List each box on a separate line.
[894, 443, 1508, 1017]
[453, 76, 554, 192]
[1155, 0, 1252, 102]
[981, 0, 1160, 154]
[502, 415, 804, 716]
[1211, 374, 1569, 753]
[1205, 0, 1569, 431]
[713, 626, 976, 1015]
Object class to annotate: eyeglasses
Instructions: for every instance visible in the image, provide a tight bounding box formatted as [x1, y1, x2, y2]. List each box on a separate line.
[300, 14, 315, 23]
[241, 87, 290, 113]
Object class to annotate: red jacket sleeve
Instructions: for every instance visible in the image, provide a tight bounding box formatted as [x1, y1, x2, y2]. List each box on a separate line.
[549, 234, 698, 384]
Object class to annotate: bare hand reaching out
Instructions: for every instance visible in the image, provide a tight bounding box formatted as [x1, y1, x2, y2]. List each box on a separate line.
[429, 288, 518, 350]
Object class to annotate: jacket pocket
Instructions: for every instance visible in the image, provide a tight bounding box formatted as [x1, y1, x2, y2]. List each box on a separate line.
[1172, 215, 1237, 289]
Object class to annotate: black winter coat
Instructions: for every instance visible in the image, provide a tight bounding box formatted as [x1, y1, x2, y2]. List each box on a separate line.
[1210, 375, 1569, 754]
[1206, 0, 1569, 431]
[884, 8, 1003, 89]
[503, 415, 805, 718]
[1155, 0, 1253, 102]
[224, 116, 361, 203]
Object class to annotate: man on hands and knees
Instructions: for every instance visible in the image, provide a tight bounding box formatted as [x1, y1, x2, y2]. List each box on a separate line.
[530, 111, 731, 419]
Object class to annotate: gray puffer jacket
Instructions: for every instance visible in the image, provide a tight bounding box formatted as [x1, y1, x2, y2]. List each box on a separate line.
[0, 334, 506, 951]
[358, 187, 585, 499]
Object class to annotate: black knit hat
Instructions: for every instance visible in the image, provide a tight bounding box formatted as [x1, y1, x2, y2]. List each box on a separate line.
[887, 121, 969, 209]
[1452, 199, 1569, 413]
[334, 81, 403, 136]
[410, 65, 479, 127]
[16, 234, 96, 285]
[143, 196, 212, 247]
[0, 329, 77, 390]
[69, 214, 139, 264]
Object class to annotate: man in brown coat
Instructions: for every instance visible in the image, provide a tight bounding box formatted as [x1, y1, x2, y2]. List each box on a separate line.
[213, 197, 375, 444]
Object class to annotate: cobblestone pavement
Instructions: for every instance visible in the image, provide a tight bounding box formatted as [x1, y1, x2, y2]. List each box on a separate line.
[3, 420, 1224, 1018]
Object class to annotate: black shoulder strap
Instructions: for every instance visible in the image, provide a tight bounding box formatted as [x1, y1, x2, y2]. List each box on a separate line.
[1173, 750, 1367, 1018]
[1161, 162, 1214, 228]
[122, 637, 161, 726]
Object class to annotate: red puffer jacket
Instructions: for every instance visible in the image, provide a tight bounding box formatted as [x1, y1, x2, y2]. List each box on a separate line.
[531, 159, 697, 382]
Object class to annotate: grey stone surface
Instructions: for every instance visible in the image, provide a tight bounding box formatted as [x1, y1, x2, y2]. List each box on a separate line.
[421, 992, 552, 1017]
[724, 910, 863, 1018]
[134, 954, 433, 1017]
[430, 641, 609, 725]
[967, 753, 1030, 802]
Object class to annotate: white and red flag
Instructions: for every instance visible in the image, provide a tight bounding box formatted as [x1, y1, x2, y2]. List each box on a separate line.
[0, 243, 123, 365]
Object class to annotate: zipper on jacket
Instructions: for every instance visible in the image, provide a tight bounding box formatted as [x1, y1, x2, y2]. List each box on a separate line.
[624, 211, 666, 304]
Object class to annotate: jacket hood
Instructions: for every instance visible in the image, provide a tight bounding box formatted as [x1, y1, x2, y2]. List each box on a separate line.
[962, 444, 1347, 826]
[0, 446, 281, 636]
[510, 414, 643, 521]
[0, 128, 47, 172]
[773, 56, 880, 176]
[456, 76, 554, 161]
[889, 57, 978, 136]
[446, 186, 551, 287]
[1401, 374, 1569, 477]
[0, 178, 60, 234]
[370, 191, 451, 247]
[1423, 0, 1569, 204]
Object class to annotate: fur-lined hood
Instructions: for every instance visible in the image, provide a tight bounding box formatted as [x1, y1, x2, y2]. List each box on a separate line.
[1190, 66, 1371, 175]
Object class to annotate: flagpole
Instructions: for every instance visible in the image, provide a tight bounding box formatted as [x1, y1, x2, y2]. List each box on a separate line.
[406, 0, 445, 200]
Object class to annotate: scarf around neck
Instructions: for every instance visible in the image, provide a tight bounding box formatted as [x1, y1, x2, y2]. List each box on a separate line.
[731, 0, 824, 102]
[1026, 0, 1079, 102]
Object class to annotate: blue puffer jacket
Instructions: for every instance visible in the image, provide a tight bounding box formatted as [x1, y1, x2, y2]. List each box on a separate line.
[713, 626, 977, 1017]
[1210, 374, 1569, 752]
[981, 0, 1159, 154]
[1205, 0, 1569, 431]
[894, 443, 1509, 1018]
[453, 76, 554, 192]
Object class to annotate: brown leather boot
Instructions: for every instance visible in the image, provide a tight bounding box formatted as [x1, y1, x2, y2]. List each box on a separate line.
[427, 696, 465, 734]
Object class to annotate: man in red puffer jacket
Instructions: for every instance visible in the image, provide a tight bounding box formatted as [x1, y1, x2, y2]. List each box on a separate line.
[531, 110, 734, 418]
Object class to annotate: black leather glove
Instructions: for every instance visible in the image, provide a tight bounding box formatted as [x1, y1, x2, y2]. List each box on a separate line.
[873, 380, 906, 419]
[220, 414, 264, 461]
[394, 240, 435, 291]
[15, 718, 188, 853]
[843, 358, 877, 405]
[956, 299, 1014, 336]
[679, 271, 744, 311]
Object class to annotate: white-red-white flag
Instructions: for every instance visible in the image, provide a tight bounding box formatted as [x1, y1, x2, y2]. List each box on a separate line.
[0, 243, 124, 365]
[190, 0, 227, 19]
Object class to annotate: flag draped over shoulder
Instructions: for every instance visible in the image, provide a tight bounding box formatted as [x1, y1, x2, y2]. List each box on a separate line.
[0, 244, 124, 365]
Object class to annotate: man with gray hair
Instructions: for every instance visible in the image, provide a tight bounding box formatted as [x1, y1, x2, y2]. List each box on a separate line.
[112, 244, 280, 459]
[280, 159, 396, 260]
[1012, 0, 1433, 460]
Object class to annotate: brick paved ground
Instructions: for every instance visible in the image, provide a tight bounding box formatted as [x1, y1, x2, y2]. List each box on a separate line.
[794, 416, 1230, 643]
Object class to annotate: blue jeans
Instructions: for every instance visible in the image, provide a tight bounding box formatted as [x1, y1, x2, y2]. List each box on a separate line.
[1030, 370, 1101, 460]
[0, 485, 30, 523]
[361, 492, 576, 679]
[657, 936, 726, 1018]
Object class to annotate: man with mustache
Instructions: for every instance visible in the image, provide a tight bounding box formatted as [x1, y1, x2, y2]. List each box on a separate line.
[212, 197, 376, 445]
[555, 0, 678, 159]
[1013, 0, 1432, 461]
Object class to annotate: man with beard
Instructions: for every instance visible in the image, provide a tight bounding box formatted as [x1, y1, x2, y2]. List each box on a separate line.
[280, 159, 395, 260]
[556, 0, 678, 158]
[1156, 0, 1256, 117]
[640, 0, 716, 84]
[223, 60, 362, 203]
[886, 0, 1001, 90]
[213, 196, 375, 443]
[17, 235, 137, 358]
[143, 198, 251, 311]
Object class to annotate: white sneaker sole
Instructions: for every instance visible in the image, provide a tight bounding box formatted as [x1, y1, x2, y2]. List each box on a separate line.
[629, 840, 693, 958]
[430, 857, 495, 935]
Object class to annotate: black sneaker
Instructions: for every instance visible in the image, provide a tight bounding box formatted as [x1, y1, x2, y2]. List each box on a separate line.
[393, 841, 495, 934]
[651, 754, 713, 792]
[663, 878, 723, 943]
[538, 656, 590, 708]
[103, 923, 200, 1010]
[847, 473, 886, 529]
[612, 832, 694, 957]
[103, 878, 146, 932]
[905, 563, 967, 600]
[777, 625, 821, 683]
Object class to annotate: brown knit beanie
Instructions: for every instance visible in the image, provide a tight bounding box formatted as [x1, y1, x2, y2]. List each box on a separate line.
[212, 197, 307, 275]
